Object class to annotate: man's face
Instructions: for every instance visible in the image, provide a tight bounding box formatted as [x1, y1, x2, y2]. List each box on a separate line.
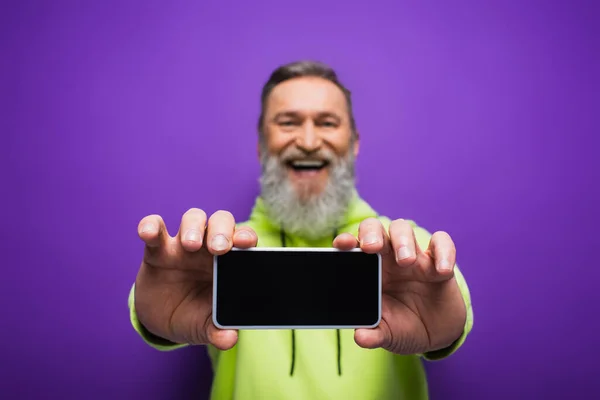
[258, 76, 359, 239]
[261, 76, 358, 199]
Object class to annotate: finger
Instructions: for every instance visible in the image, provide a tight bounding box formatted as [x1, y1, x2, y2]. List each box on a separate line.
[357, 218, 392, 255]
[388, 219, 419, 268]
[332, 232, 359, 250]
[138, 214, 169, 249]
[206, 323, 238, 350]
[206, 210, 236, 255]
[428, 231, 457, 276]
[232, 226, 258, 249]
[354, 326, 388, 349]
[178, 208, 208, 252]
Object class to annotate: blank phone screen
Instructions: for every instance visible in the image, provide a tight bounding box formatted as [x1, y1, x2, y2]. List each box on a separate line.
[214, 249, 380, 328]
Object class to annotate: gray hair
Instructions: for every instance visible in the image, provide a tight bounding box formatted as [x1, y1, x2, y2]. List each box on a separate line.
[257, 60, 357, 140]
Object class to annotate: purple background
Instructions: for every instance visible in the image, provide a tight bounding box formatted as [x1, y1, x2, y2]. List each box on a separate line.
[2, 0, 598, 399]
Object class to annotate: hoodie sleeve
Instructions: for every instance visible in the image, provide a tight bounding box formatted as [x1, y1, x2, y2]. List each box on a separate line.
[377, 216, 474, 361]
[128, 283, 189, 351]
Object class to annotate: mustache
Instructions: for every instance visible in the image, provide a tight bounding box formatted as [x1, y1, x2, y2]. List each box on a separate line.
[278, 147, 336, 164]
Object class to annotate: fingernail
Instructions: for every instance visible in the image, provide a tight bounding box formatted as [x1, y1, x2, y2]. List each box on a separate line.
[362, 233, 380, 245]
[398, 246, 412, 260]
[236, 231, 252, 240]
[211, 234, 229, 251]
[184, 229, 201, 242]
[439, 259, 452, 271]
[141, 223, 156, 233]
[398, 235, 410, 246]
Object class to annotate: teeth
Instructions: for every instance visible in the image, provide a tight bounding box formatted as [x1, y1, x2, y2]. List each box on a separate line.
[291, 160, 326, 168]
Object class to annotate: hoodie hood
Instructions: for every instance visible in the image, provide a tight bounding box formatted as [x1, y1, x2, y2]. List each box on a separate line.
[246, 190, 381, 240]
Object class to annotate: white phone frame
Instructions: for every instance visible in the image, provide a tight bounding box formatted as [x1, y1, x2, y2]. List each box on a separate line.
[212, 247, 382, 330]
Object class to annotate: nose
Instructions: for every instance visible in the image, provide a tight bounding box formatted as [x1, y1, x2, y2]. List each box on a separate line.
[295, 122, 322, 153]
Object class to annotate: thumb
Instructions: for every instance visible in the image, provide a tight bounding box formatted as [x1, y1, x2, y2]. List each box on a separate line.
[205, 322, 238, 350]
[354, 326, 388, 349]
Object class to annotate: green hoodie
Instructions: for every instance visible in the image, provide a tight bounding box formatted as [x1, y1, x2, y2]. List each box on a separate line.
[128, 193, 474, 400]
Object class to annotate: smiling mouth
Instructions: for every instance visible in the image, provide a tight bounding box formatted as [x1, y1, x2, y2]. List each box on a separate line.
[287, 159, 330, 172]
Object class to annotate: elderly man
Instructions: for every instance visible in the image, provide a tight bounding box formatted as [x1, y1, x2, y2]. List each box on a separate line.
[129, 60, 473, 399]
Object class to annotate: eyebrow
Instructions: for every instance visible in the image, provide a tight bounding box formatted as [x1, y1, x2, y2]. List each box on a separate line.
[272, 111, 342, 121]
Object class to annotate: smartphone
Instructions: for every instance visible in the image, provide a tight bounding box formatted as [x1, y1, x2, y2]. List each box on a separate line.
[212, 247, 381, 330]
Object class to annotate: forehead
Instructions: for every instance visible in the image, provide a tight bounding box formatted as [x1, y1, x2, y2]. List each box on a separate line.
[265, 76, 347, 115]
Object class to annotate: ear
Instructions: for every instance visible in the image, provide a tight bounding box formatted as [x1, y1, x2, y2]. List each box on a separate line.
[353, 132, 360, 157]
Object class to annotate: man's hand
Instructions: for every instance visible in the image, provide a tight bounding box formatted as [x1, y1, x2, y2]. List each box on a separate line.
[134, 208, 258, 350]
[333, 218, 467, 355]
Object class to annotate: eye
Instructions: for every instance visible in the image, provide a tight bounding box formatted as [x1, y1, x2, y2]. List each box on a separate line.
[278, 120, 299, 128]
[320, 120, 337, 128]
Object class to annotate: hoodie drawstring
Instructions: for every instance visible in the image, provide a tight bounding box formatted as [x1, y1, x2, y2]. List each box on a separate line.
[280, 227, 341, 377]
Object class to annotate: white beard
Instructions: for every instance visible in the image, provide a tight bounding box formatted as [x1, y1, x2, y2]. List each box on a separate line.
[259, 145, 356, 240]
